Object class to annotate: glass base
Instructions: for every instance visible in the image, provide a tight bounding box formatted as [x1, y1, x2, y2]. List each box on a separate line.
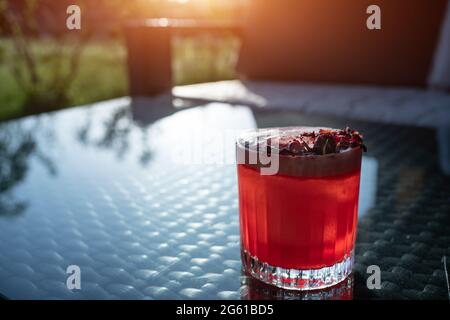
[241, 249, 354, 291]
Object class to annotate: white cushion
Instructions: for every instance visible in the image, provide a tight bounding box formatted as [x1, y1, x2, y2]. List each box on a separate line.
[173, 80, 450, 127]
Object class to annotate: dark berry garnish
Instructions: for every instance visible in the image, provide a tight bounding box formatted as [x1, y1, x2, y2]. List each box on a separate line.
[288, 140, 303, 154]
[313, 134, 337, 155]
[252, 127, 366, 156]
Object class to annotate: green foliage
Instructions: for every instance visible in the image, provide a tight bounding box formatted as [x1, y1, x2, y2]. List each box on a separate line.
[173, 34, 239, 85]
[0, 35, 238, 122]
[0, 39, 127, 121]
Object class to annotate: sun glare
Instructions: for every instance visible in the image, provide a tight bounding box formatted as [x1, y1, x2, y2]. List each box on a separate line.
[168, 0, 191, 4]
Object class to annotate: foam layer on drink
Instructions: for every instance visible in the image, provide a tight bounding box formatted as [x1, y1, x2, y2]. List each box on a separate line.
[236, 127, 365, 177]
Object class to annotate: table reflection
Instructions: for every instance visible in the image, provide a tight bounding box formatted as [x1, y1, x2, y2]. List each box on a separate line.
[240, 271, 353, 300]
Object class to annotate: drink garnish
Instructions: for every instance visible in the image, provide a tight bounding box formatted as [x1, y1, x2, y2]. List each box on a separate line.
[263, 127, 366, 156]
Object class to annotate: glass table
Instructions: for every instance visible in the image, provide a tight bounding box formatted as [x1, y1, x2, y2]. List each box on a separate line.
[0, 97, 448, 299]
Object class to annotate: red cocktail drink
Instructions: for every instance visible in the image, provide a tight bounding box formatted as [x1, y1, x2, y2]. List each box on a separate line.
[237, 127, 365, 290]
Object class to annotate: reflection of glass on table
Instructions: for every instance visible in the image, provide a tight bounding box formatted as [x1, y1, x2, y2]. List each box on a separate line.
[241, 271, 354, 300]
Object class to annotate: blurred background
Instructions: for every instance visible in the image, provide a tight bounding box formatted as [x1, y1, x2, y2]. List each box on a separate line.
[0, 0, 243, 121]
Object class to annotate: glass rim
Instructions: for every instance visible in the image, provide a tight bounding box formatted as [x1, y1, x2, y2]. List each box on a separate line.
[236, 126, 364, 177]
